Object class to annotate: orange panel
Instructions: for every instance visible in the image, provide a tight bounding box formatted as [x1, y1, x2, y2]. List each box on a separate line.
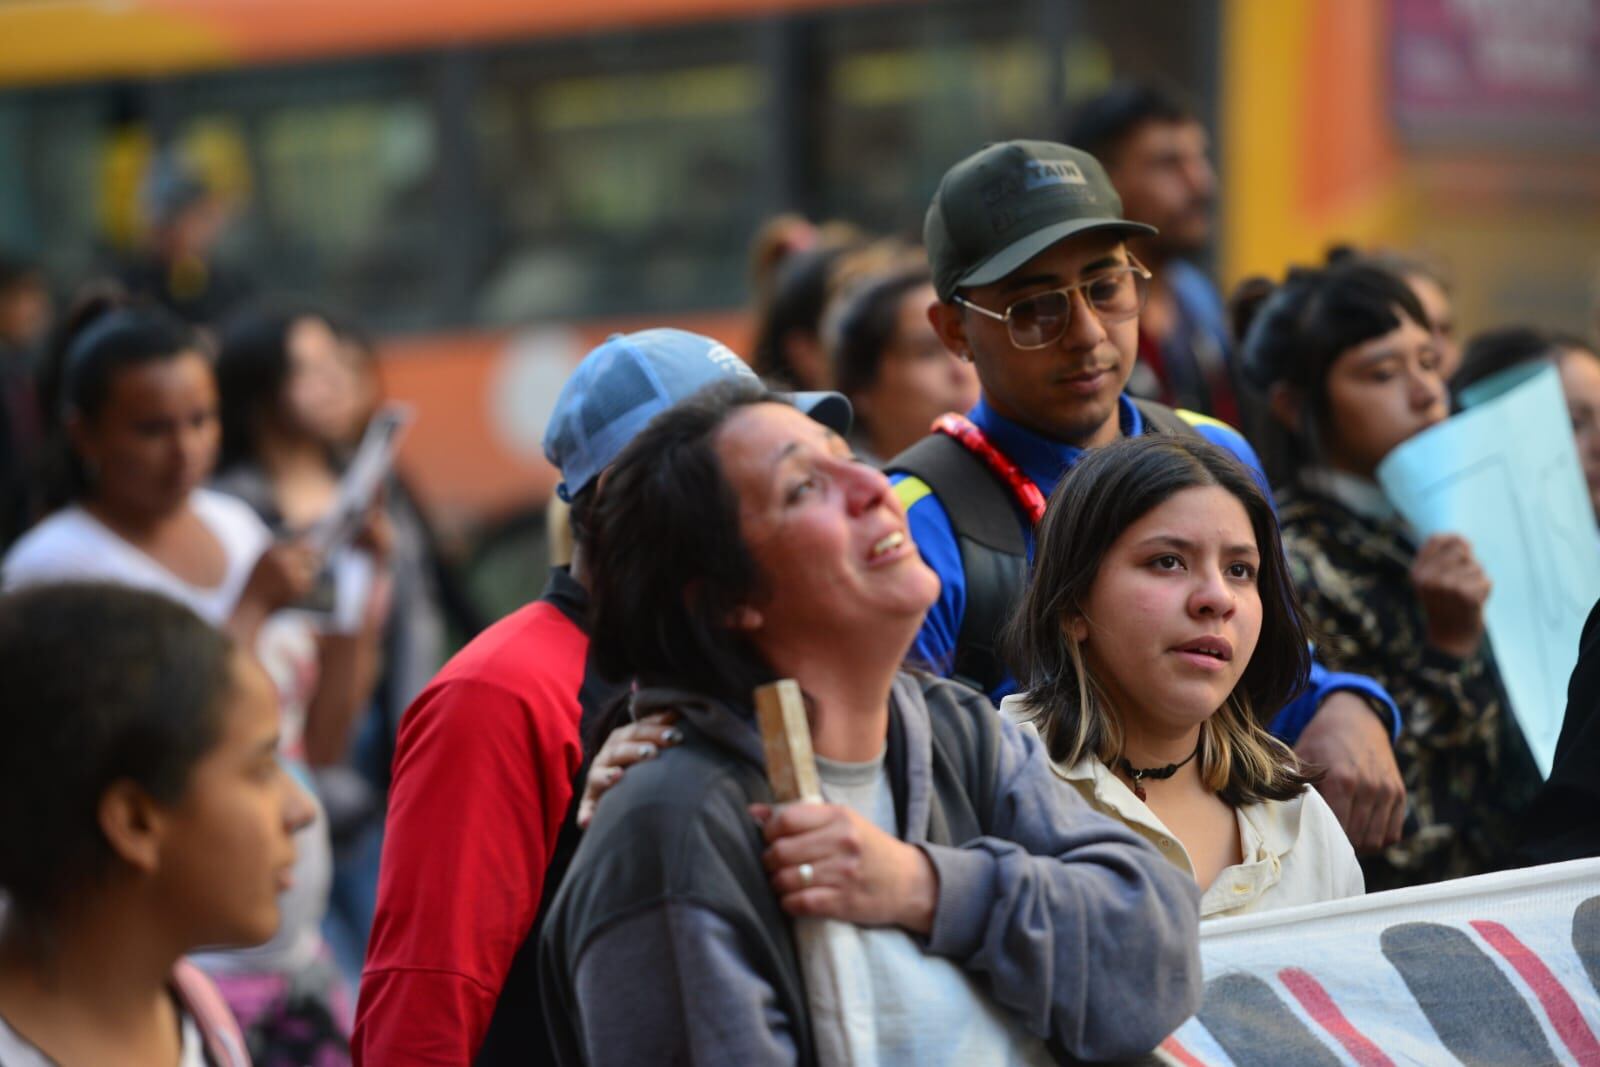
[1299, 0, 1400, 222]
[376, 311, 751, 522]
[158, 0, 898, 65]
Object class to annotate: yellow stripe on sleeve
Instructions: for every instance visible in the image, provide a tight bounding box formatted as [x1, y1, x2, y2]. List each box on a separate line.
[893, 476, 933, 510]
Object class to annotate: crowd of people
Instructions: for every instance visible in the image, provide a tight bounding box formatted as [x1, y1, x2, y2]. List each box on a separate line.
[1, 80, 1598, 1066]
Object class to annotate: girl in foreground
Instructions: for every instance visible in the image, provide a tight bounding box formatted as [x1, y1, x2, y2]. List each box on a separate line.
[539, 379, 1201, 1066]
[0, 582, 314, 1066]
[1003, 435, 1363, 918]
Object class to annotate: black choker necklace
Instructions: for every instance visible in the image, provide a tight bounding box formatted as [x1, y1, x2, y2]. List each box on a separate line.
[1117, 743, 1201, 801]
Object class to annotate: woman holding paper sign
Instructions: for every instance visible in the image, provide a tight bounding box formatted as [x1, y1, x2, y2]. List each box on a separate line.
[539, 379, 1202, 1066]
[1, 297, 371, 1064]
[1236, 260, 1541, 892]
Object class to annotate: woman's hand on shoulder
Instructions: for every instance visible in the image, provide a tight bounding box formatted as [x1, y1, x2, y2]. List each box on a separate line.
[576, 712, 684, 829]
[749, 801, 939, 935]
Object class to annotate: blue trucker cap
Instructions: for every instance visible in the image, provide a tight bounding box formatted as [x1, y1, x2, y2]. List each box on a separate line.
[543, 328, 853, 502]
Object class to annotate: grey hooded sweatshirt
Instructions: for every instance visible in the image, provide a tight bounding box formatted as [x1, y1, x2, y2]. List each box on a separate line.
[539, 671, 1202, 1064]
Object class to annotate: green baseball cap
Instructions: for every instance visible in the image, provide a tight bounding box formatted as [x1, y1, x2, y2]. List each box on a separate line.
[924, 140, 1157, 302]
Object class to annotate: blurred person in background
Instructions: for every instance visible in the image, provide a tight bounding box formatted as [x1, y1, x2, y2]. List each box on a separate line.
[1238, 259, 1542, 891]
[1329, 246, 1462, 382]
[1, 298, 366, 1065]
[354, 329, 846, 1065]
[1375, 252, 1461, 382]
[0, 254, 50, 549]
[825, 255, 980, 465]
[1452, 326, 1600, 525]
[750, 224, 864, 392]
[1062, 83, 1237, 423]
[211, 306, 398, 987]
[0, 582, 316, 1067]
[748, 213, 822, 313]
[119, 154, 254, 328]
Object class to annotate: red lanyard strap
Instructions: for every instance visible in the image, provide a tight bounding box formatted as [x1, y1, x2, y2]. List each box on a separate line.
[932, 413, 1047, 526]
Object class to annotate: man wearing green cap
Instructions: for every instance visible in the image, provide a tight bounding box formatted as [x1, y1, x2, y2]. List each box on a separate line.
[887, 140, 1407, 853]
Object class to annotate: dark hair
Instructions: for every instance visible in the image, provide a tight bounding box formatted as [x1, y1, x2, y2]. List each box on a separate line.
[830, 264, 932, 399]
[1326, 243, 1451, 294]
[1452, 326, 1561, 398]
[751, 243, 859, 389]
[0, 582, 235, 924]
[1235, 261, 1430, 484]
[43, 294, 201, 505]
[1059, 82, 1199, 167]
[215, 307, 307, 471]
[588, 378, 778, 706]
[0, 252, 42, 292]
[1004, 435, 1315, 805]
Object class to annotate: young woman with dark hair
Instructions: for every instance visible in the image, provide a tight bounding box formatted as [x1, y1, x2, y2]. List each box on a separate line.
[5, 299, 315, 641]
[1, 300, 369, 1064]
[1001, 434, 1360, 917]
[539, 378, 1201, 1067]
[1239, 261, 1541, 891]
[0, 582, 314, 1067]
[827, 262, 979, 465]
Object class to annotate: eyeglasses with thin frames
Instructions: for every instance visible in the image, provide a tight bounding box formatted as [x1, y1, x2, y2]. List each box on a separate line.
[954, 259, 1153, 350]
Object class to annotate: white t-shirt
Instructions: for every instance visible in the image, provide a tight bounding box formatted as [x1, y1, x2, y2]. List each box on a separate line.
[2, 489, 331, 975]
[0, 1010, 207, 1067]
[798, 752, 1055, 1067]
[2, 489, 268, 623]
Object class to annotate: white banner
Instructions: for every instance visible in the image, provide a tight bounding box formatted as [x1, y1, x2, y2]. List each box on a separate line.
[1157, 859, 1600, 1066]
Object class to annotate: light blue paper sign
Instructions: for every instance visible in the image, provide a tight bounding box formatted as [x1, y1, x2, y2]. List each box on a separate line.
[1377, 364, 1600, 777]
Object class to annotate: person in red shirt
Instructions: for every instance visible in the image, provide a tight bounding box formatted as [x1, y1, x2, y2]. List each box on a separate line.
[352, 329, 848, 1065]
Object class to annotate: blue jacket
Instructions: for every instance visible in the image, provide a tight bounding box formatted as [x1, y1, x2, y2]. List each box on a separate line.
[889, 394, 1400, 743]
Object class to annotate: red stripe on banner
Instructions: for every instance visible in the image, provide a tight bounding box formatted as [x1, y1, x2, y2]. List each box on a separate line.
[1470, 920, 1600, 1066]
[1278, 967, 1395, 1067]
[1159, 1035, 1211, 1067]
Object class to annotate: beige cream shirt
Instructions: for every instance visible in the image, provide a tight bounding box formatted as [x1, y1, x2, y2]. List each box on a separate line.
[1051, 754, 1364, 918]
[999, 695, 1364, 918]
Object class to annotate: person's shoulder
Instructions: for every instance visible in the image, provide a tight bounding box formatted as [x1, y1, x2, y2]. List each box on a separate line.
[569, 740, 767, 894]
[420, 599, 589, 707]
[2, 508, 109, 587]
[191, 488, 271, 543]
[891, 470, 955, 526]
[1174, 412, 1265, 472]
[910, 668, 997, 723]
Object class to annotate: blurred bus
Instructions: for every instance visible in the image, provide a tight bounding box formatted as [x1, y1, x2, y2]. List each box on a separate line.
[5, 0, 1597, 551]
[0, 0, 1219, 535]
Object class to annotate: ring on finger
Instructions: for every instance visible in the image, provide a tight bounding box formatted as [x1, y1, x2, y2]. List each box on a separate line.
[797, 862, 815, 887]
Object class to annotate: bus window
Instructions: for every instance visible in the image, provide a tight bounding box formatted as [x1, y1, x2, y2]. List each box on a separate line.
[161, 58, 442, 330]
[471, 23, 771, 325]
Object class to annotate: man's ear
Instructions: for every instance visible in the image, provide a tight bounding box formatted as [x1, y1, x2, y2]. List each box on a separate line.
[927, 300, 973, 363]
[98, 780, 167, 876]
[1267, 382, 1304, 435]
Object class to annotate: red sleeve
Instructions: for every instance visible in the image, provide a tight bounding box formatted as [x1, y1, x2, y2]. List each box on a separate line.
[352, 645, 584, 1065]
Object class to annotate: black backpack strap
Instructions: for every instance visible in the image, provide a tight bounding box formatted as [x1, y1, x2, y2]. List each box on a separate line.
[1131, 397, 1206, 440]
[890, 434, 1028, 694]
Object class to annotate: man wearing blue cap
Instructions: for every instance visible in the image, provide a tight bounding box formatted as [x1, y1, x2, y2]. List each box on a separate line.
[888, 140, 1407, 854]
[354, 329, 848, 1066]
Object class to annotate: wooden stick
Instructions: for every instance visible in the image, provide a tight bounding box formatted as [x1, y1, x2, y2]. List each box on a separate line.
[754, 679, 822, 804]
